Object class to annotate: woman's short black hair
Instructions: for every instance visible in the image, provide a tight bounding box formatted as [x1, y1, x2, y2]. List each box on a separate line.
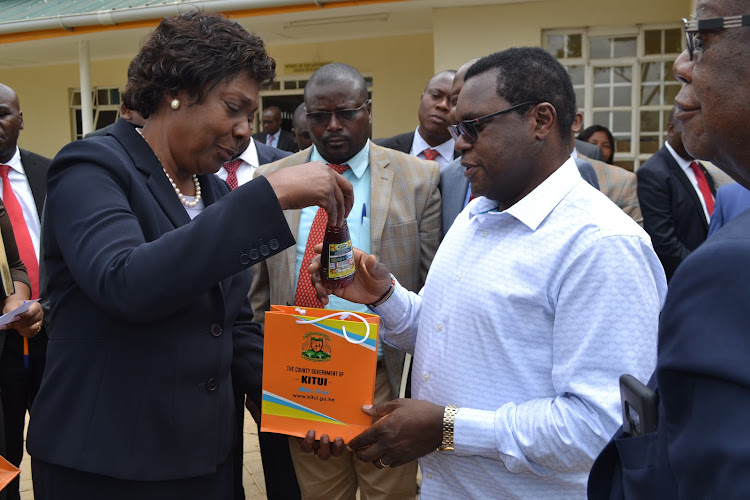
[578, 125, 616, 163]
[123, 11, 275, 118]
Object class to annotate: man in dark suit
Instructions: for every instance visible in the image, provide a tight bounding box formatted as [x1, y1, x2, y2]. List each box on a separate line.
[375, 70, 459, 168]
[0, 83, 50, 500]
[588, 1, 750, 497]
[637, 108, 716, 281]
[252, 105, 299, 153]
[217, 138, 301, 500]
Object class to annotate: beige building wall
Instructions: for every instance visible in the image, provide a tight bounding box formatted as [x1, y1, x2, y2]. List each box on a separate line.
[3, 32, 433, 159]
[432, 0, 693, 71]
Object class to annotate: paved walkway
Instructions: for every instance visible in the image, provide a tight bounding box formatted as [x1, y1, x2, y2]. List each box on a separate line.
[19, 409, 268, 499]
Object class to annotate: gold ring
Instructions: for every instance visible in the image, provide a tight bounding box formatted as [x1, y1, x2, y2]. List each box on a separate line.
[377, 458, 389, 468]
[36, 323, 42, 333]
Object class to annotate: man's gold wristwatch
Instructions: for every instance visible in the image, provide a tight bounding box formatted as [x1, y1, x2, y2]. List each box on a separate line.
[436, 405, 459, 452]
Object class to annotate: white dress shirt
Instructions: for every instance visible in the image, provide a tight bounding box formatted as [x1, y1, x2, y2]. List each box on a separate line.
[216, 140, 260, 186]
[410, 127, 455, 168]
[664, 141, 712, 222]
[373, 158, 667, 498]
[0, 147, 41, 260]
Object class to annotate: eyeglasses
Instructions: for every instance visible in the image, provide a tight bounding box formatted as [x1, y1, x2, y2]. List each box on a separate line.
[683, 15, 750, 60]
[448, 101, 540, 144]
[306, 100, 371, 127]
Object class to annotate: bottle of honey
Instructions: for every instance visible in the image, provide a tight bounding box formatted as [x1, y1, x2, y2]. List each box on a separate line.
[321, 221, 356, 288]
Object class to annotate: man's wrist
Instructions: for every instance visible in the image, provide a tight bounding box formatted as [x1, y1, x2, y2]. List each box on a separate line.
[368, 274, 396, 307]
[436, 405, 459, 452]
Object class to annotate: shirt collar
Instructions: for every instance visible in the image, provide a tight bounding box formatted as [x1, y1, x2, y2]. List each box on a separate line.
[413, 126, 455, 162]
[664, 141, 693, 172]
[2, 147, 23, 173]
[311, 139, 370, 179]
[238, 139, 259, 167]
[271, 129, 281, 141]
[470, 157, 582, 231]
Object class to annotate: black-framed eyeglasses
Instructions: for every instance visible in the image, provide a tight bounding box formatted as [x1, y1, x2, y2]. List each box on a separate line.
[305, 100, 371, 127]
[683, 15, 750, 61]
[448, 101, 540, 144]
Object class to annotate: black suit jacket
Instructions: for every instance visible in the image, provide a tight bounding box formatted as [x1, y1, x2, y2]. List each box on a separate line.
[255, 138, 292, 165]
[637, 145, 715, 280]
[27, 119, 295, 481]
[252, 129, 299, 153]
[375, 131, 461, 160]
[588, 209, 750, 499]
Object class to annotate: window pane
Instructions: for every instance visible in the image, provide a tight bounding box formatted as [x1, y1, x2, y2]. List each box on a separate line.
[664, 84, 680, 106]
[613, 110, 630, 133]
[72, 91, 81, 106]
[615, 135, 631, 153]
[574, 88, 585, 109]
[613, 66, 632, 84]
[110, 89, 121, 105]
[269, 81, 281, 91]
[75, 109, 83, 135]
[641, 84, 660, 105]
[284, 81, 297, 90]
[567, 34, 583, 57]
[640, 110, 661, 132]
[614, 86, 631, 106]
[594, 67, 611, 84]
[664, 28, 682, 53]
[547, 35, 565, 58]
[590, 37, 611, 59]
[96, 110, 118, 129]
[567, 65, 584, 85]
[97, 89, 109, 105]
[641, 62, 660, 83]
[615, 160, 634, 172]
[299, 80, 308, 89]
[593, 111, 610, 128]
[663, 61, 678, 82]
[594, 87, 610, 107]
[640, 135, 661, 154]
[644, 30, 662, 55]
[613, 37, 637, 57]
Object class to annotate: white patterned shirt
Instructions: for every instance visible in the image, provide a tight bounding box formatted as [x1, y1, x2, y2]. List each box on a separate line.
[374, 158, 667, 499]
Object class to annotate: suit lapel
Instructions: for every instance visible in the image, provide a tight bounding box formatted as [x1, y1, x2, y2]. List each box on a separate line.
[664, 148, 709, 229]
[19, 150, 47, 216]
[368, 145, 393, 258]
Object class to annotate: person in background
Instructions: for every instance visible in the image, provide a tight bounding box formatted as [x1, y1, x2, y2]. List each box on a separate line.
[707, 182, 750, 237]
[578, 124, 615, 164]
[26, 12, 352, 499]
[251, 62, 441, 500]
[0, 82, 48, 500]
[589, 1, 750, 496]
[253, 105, 299, 153]
[291, 102, 313, 151]
[375, 70, 458, 168]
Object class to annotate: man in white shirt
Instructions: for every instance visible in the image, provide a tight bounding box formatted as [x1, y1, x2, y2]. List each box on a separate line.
[636, 108, 716, 280]
[309, 48, 667, 498]
[376, 71, 457, 168]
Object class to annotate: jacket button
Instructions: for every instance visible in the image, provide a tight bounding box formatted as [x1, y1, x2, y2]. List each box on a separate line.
[249, 249, 260, 260]
[260, 245, 270, 256]
[206, 378, 218, 392]
[240, 254, 250, 265]
[210, 323, 222, 337]
[269, 239, 279, 250]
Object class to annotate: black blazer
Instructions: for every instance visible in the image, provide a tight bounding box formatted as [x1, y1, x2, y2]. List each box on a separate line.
[588, 209, 750, 499]
[252, 129, 299, 153]
[375, 131, 461, 160]
[255, 138, 292, 165]
[27, 119, 295, 481]
[637, 145, 715, 281]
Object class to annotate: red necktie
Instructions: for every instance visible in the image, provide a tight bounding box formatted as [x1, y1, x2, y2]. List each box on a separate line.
[294, 163, 350, 308]
[222, 160, 242, 190]
[423, 148, 439, 161]
[0, 164, 39, 299]
[689, 162, 714, 216]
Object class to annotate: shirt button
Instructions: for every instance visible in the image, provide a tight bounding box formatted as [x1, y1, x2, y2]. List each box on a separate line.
[482, 230, 488, 237]
[437, 323, 443, 332]
[206, 378, 218, 392]
[210, 323, 222, 337]
[423, 373, 430, 381]
[457, 273, 462, 281]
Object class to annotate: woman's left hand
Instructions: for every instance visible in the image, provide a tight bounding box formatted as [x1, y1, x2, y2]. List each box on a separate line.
[0, 299, 44, 338]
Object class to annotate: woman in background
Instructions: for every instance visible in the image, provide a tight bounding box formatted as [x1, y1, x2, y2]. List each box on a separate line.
[579, 124, 615, 164]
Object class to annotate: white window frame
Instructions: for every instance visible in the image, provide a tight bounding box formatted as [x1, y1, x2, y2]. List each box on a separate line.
[69, 87, 123, 140]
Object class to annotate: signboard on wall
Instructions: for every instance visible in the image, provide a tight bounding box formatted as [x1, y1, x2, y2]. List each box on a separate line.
[284, 62, 332, 73]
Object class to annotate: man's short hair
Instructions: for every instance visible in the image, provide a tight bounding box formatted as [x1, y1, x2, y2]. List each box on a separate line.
[465, 47, 576, 142]
[304, 63, 367, 103]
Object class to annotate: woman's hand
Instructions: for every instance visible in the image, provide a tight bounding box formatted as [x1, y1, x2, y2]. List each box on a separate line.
[308, 245, 393, 306]
[264, 162, 355, 227]
[1, 298, 43, 338]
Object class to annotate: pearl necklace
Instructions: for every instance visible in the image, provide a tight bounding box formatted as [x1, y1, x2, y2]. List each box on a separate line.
[136, 127, 202, 208]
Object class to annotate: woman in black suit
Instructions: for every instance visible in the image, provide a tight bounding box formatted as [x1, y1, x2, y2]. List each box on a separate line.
[26, 12, 352, 500]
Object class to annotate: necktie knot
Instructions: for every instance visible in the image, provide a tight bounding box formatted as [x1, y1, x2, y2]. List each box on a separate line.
[222, 160, 242, 191]
[222, 159, 242, 173]
[327, 163, 350, 175]
[0, 164, 11, 178]
[423, 148, 439, 161]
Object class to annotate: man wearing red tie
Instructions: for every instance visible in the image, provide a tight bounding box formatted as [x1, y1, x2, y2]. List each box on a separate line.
[0, 83, 50, 500]
[637, 107, 716, 281]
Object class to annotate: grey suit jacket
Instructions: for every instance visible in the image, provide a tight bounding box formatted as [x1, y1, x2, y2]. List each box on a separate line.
[439, 157, 469, 237]
[575, 139, 605, 162]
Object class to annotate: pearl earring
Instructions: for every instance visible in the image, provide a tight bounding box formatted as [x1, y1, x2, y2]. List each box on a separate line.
[170, 98, 180, 110]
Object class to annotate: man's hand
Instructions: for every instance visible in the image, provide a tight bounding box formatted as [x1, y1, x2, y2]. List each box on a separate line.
[348, 399, 444, 468]
[296, 430, 347, 460]
[308, 245, 392, 306]
[264, 161, 355, 227]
